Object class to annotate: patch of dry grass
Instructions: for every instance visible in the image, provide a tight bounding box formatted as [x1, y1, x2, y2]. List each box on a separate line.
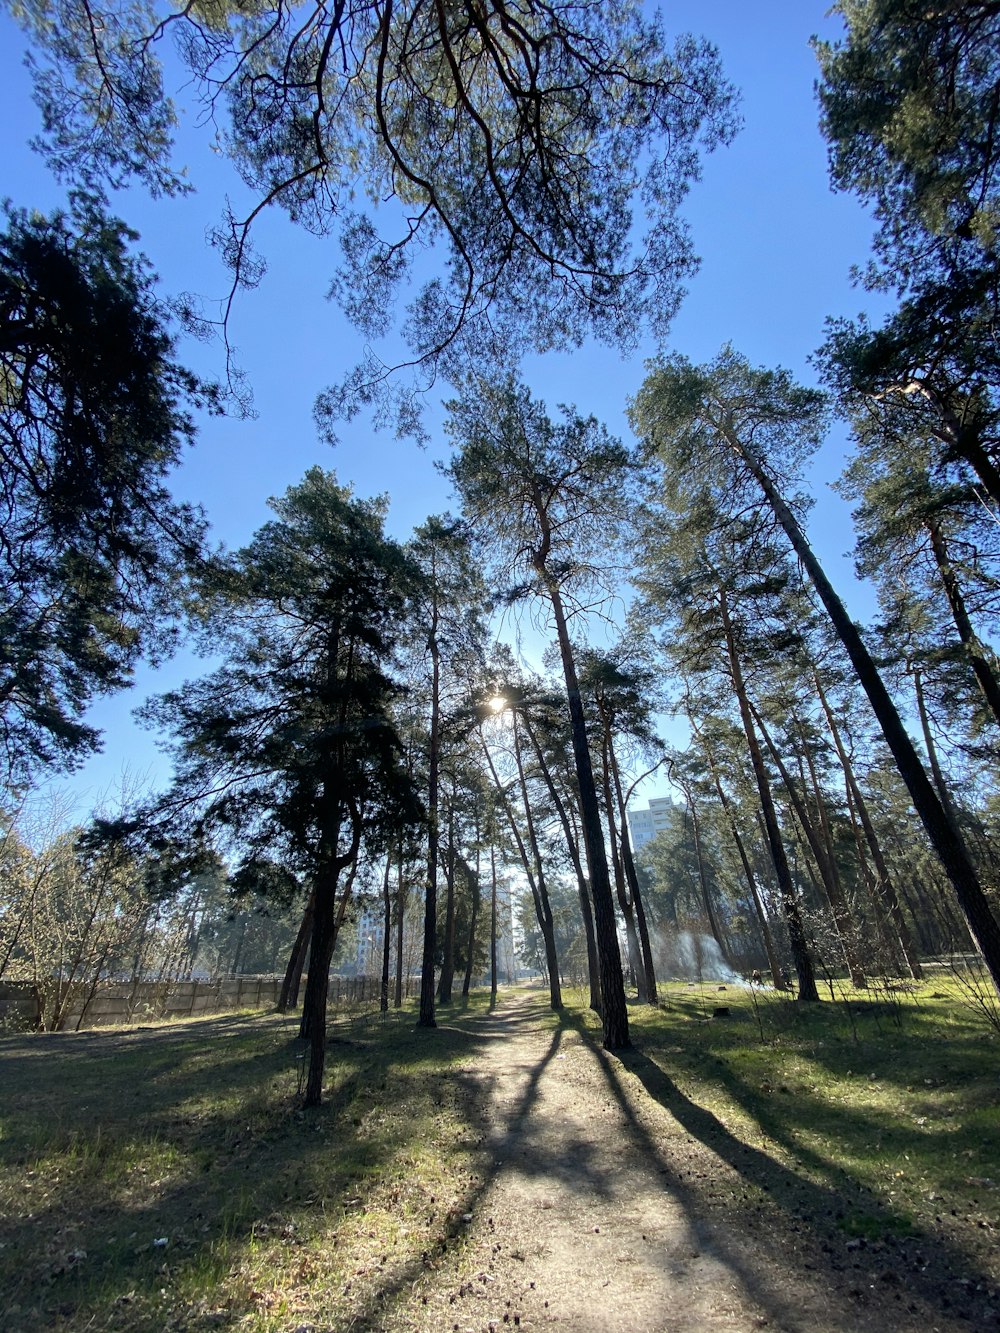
[0, 999, 494, 1331]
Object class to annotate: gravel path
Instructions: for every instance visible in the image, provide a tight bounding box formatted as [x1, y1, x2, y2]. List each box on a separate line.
[384, 992, 996, 1333]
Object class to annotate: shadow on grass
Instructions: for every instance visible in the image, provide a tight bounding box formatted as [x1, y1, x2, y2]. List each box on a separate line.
[339, 997, 566, 1328]
[0, 996, 556, 1331]
[573, 1008, 997, 1328]
[4, 991, 995, 1331]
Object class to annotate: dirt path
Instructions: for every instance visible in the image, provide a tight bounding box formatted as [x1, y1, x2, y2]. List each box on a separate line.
[383, 992, 996, 1333]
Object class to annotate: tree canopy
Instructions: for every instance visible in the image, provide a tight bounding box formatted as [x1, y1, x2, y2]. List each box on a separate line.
[7, 0, 738, 422]
[0, 198, 216, 784]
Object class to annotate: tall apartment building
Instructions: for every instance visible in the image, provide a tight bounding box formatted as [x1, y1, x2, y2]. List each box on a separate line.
[626, 796, 676, 852]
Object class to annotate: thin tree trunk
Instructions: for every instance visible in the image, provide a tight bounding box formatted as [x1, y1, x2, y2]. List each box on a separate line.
[437, 794, 457, 1004]
[753, 702, 867, 987]
[380, 854, 392, 1013]
[419, 593, 441, 1028]
[912, 664, 964, 828]
[719, 586, 820, 1001]
[490, 841, 498, 1010]
[510, 715, 563, 1009]
[519, 712, 602, 1014]
[814, 672, 922, 979]
[690, 713, 785, 988]
[278, 891, 313, 1012]
[608, 744, 658, 1004]
[601, 734, 646, 998]
[462, 850, 481, 998]
[926, 517, 1000, 730]
[394, 854, 406, 1008]
[725, 424, 1000, 992]
[679, 780, 733, 970]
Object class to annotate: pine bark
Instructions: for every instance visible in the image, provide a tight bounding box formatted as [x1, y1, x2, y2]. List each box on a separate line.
[719, 587, 820, 1001]
[724, 426, 1000, 994]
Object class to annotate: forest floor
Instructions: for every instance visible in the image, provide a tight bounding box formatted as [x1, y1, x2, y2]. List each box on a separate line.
[380, 990, 999, 1332]
[2, 983, 999, 1332]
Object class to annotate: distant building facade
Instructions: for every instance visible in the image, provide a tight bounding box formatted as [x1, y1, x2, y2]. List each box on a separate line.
[626, 796, 676, 852]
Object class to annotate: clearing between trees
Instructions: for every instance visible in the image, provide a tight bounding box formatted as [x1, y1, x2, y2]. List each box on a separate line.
[1, 984, 998, 1331]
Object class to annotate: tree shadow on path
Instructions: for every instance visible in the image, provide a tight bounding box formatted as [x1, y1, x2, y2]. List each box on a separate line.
[588, 1017, 997, 1330]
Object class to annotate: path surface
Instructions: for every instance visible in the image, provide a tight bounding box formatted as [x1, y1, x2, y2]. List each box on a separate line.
[383, 992, 995, 1333]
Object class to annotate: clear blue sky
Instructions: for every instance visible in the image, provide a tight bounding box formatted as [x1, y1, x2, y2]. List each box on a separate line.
[0, 1, 887, 816]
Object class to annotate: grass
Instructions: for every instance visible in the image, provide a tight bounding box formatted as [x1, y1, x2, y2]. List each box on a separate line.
[582, 973, 1000, 1253]
[1, 978, 998, 1329]
[0, 997, 499, 1331]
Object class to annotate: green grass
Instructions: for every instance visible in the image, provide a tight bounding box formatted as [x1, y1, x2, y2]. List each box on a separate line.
[583, 975, 1000, 1252]
[1, 980, 998, 1330]
[0, 996, 498, 1331]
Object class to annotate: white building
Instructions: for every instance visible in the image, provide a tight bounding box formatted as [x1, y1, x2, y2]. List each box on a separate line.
[626, 796, 676, 852]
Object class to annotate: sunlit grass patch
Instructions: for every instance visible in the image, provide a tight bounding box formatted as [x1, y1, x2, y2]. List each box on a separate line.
[614, 977, 1000, 1264]
[0, 1000, 494, 1331]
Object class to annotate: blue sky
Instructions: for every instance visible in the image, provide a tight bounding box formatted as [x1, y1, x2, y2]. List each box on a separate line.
[0, 1, 888, 816]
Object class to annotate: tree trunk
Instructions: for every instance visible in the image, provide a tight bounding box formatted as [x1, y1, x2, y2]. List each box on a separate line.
[302, 890, 336, 1108]
[814, 672, 922, 979]
[437, 796, 457, 1004]
[755, 707, 866, 988]
[520, 712, 602, 1014]
[719, 587, 820, 1001]
[278, 891, 314, 1012]
[394, 855, 406, 1009]
[926, 517, 1000, 731]
[608, 741, 658, 1004]
[912, 663, 963, 827]
[680, 782, 733, 971]
[419, 595, 441, 1028]
[541, 572, 628, 1047]
[601, 734, 646, 998]
[692, 715, 786, 988]
[380, 854, 393, 1013]
[489, 841, 498, 1010]
[462, 850, 481, 998]
[725, 426, 1000, 994]
[510, 715, 563, 1009]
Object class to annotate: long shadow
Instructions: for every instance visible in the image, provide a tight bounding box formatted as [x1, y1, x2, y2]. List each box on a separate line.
[340, 996, 567, 1328]
[0, 1004, 521, 1329]
[1, 993, 575, 1330]
[590, 1019, 997, 1329]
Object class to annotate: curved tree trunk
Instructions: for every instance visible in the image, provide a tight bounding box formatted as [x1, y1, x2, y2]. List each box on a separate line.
[278, 890, 314, 1012]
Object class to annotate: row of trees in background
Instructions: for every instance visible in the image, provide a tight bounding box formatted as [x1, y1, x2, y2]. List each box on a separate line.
[7, 342, 1000, 1087]
[2, 0, 1000, 1101]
